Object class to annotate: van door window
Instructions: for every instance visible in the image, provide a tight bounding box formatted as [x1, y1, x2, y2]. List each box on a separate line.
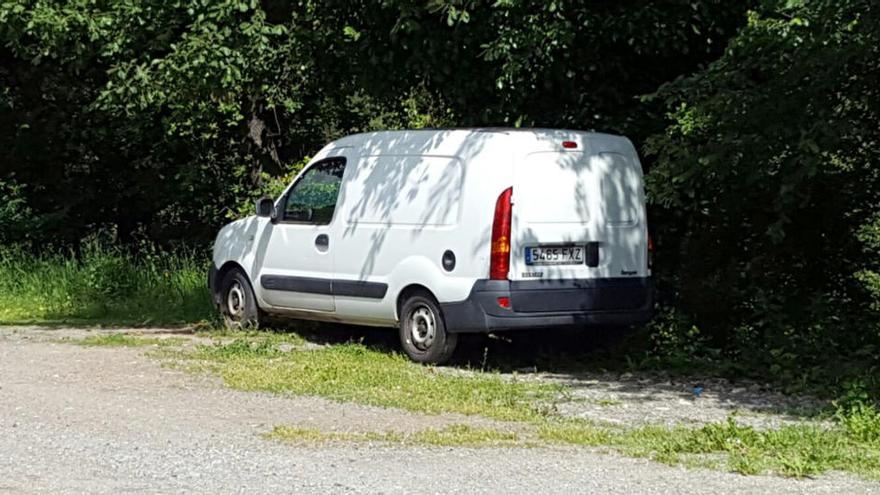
[282, 158, 346, 224]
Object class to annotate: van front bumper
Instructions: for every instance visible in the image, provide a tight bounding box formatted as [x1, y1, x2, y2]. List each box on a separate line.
[207, 263, 221, 309]
[440, 277, 652, 333]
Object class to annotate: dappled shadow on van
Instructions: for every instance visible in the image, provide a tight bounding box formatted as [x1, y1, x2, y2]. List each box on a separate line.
[336, 129, 491, 280]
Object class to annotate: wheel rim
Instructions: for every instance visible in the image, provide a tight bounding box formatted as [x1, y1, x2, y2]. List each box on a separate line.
[409, 304, 436, 351]
[226, 281, 246, 319]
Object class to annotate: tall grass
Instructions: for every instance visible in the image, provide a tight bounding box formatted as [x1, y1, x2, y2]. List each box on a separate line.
[0, 241, 213, 325]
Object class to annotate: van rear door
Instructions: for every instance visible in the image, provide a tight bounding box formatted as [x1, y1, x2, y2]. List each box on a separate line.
[509, 146, 647, 282]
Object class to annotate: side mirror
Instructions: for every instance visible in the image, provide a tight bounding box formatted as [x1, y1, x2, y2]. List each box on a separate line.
[255, 197, 276, 219]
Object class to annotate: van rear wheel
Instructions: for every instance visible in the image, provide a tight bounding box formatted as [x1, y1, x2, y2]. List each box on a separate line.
[399, 292, 457, 365]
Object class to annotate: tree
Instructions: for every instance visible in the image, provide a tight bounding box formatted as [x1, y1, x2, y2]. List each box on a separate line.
[0, 1, 751, 241]
[645, 0, 880, 383]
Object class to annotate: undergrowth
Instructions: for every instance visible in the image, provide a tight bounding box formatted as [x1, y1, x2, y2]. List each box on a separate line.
[0, 240, 212, 325]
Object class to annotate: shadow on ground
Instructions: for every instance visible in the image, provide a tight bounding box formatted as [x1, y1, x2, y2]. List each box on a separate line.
[0, 323, 827, 424]
[260, 320, 827, 423]
[264, 318, 636, 372]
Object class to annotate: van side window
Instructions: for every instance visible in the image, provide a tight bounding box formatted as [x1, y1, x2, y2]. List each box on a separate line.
[283, 158, 346, 224]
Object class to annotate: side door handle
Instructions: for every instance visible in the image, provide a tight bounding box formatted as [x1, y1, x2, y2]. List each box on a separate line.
[315, 234, 329, 251]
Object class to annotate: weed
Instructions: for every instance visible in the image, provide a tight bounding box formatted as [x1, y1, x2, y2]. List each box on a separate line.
[536, 420, 612, 446]
[834, 382, 880, 446]
[265, 412, 880, 478]
[835, 396, 880, 444]
[264, 426, 378, 444]
[410, 424, 520, 447]
[265, 424, 520, 447]
[76, 333, 185, 347]
[536, 416, 880, 479]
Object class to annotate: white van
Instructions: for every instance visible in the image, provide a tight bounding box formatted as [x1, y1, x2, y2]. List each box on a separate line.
[209, 129, 652, 363]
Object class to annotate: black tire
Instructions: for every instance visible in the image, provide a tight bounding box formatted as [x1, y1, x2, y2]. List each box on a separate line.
[398, 291, 457, 364]
[218, 268, 260, 330]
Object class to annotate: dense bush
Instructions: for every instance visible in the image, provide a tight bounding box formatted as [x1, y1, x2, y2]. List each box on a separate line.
[0, 179, 38, 244]
[0, 0, 747, 242]
[645, 0, 880, 392]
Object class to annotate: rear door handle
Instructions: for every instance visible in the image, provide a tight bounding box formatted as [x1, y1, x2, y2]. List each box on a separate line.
[315, 234, 329, 250]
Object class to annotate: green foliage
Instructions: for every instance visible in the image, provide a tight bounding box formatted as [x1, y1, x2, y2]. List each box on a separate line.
[0, 240, 212, 325]
[0, 179, 37, 244]
[0, 1, 747, 242]
[265, 424, 521, 448]
[855, 213, 880, 311]
[536, 415, 880, 478]
[80, 241, 137, 298]
[645, 0, 880, 392]
[76, 333, 185, 348]
[834, 382, 880, 443]
[227, 157, 309, 220]
[837, 401, 880, 444]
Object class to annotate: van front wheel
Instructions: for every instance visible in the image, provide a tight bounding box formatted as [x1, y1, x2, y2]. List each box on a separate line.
[219, 268, 260, 330]
[399, 292, 457, 365]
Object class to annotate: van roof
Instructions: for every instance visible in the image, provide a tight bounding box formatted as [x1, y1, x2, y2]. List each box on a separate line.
[328, 128, 629, 149]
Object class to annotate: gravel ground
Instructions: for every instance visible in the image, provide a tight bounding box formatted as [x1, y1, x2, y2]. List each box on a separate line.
[533, 371, 827, 429]
[1, 326, 877, 494]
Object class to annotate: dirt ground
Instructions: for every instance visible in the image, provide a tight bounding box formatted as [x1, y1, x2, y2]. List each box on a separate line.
[0, 326, 875, 494]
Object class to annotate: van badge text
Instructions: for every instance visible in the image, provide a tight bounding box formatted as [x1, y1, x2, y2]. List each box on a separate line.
[522, 271, 544, 278]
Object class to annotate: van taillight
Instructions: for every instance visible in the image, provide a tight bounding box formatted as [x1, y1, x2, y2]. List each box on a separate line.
[490, 187, 513, 280]
[647, 231, 654, 269]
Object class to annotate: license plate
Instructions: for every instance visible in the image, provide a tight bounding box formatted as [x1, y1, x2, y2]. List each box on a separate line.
[524, 245, 585, 265]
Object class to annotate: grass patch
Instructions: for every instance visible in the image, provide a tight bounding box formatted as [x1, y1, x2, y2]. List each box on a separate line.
[537, 416, 880, 479]
[177, 338, 561, 422]
[167, 335, 880, 479]
[0, 241, 212, 325]
[266, 416, 880, 478]
[411, 424, 520, 446]
[536, 420, 613, 446]
[76, 332, 185, 348]
[265, 426, 389, 444]
[265, 424, 521, 447]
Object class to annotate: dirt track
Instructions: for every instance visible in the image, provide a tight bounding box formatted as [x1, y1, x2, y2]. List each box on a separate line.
[0, 327, 877, 494]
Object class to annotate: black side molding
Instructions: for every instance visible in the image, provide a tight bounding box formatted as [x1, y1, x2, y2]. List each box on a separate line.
[262, 275, 332, 295]
[333, 280, 388, 299]
[260, 275, 387, 299]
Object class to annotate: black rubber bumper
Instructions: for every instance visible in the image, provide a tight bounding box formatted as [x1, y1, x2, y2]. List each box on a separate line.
[208, 263, 221, 308]
[441, 277, 652, 333]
